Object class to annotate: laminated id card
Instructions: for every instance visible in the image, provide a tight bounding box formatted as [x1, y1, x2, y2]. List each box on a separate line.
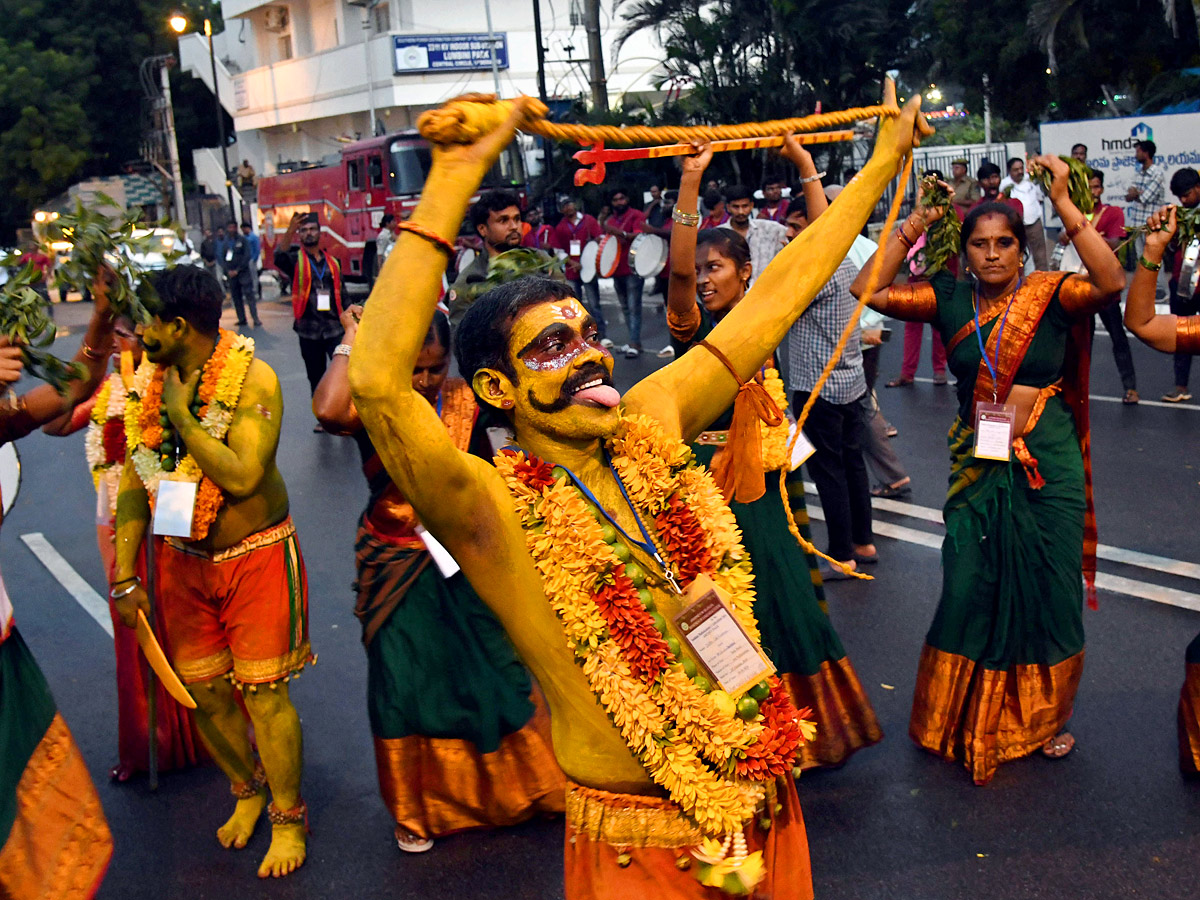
[569, 239, 582, 256]
[787, 423, 816, 471]
[415, 525, 461, 578]
[974, 402, 1016, 461]
[675, 574, 774, 696]
[153, 479, 197, 537]
[317, 291, 332, 312]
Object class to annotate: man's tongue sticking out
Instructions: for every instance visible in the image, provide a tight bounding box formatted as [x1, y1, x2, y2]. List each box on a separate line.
[573, 383, 621, 408]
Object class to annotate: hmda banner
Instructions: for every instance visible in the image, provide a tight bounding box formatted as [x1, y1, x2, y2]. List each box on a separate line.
[1041, 112, 1200, 226]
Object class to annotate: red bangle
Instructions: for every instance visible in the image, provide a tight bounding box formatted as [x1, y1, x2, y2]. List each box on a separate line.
[397, 221, 455, 256]
[1064, 218, 1088, 240]
[895, 227, 915, 250]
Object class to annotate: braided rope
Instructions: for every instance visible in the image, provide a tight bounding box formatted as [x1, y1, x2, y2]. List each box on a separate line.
[417, 93, 900, 147]
[777, 154, 916, 579]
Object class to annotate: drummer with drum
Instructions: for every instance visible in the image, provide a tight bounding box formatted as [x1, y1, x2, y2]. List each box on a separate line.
[603, 188, 650, 359]
[551, 197, 608, 348]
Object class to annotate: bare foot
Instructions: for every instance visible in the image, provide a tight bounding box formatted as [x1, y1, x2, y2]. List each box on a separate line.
[1041, 732, 1075, 759]
[217, 794, 267, 849]
[258, 823, 307, 878]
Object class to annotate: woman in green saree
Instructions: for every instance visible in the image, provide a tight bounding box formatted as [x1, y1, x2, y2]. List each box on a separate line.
[852, 156, 1125, 784]
[662, 140, 883, 769]
[1122, 201, 1200, 776]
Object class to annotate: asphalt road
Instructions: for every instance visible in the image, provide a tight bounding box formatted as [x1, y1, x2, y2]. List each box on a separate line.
[7, 286, 1199, 900]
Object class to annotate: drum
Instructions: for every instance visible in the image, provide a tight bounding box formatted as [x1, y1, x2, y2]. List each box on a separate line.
[0, 443, 19, 516]
[596, 235, 621, 278]
[630, 233, 667, 278]
[579, 240, 600, 283]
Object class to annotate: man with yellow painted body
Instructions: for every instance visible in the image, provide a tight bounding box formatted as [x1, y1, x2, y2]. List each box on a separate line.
[112, 267, 311, 879]
[350, 85, 928, 897]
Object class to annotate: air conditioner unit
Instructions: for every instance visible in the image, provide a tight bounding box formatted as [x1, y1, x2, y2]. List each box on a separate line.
[263, 6, 290, 32]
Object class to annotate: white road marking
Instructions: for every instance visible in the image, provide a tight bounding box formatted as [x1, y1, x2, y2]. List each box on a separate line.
[803, 486, 1200, 608]
[909, 376, 1200, 410]
[20, 533, 113, 637]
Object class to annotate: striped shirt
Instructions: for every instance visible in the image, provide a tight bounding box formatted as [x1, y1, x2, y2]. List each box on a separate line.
[720, 218, 786, 287]
[785, 259, 866, 404]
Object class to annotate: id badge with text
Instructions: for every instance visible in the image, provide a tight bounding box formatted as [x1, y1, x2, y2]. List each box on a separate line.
[317, 291, 332, 312]
[569, 239, 582, 257]
[675, 574, 774, 696]
[973, 401, 1016, 461]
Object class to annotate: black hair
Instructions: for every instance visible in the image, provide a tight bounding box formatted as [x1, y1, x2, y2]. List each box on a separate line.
[425, 309, 451, 350]
[696, 228, 751, 277]
[455, 275, 577, 403]
[961, 202, 1027, 254]
[380, 213, 396, 228]
[1071, 143, 1088, 156]
[923, 168, 944, 181]
[1006, 157, 1023, 172]
[762, 174, 786, 188]
[1090, 169, 1105, 187]
[977, 161, 1001, 181]
[703, 189, 724, 210]
[609, 186, 631, 203]
[1136, 139, 1157, 159]
[724, 184, 754, 204]
[469, 189, 521, 231]
[240, 221, 251, 229]
[148, 265, 224, 336]
[1170, 168, 1200, 198]
[785, 196, 809, 221]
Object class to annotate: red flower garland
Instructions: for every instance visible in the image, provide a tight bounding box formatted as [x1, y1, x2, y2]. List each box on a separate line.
[504, 450, 557, 489]
[653, 494, 714, 588]
[735, 677, 805, 779]
[102, 419, 127, 466]
[593, 573, 670, 683]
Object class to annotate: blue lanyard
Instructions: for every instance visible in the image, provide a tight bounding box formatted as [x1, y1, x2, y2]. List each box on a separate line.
[311, 255, 328, 285]
[436, 390, 443, 417]
[973, 276, 1021, 403]
[513, 447, 681, 593]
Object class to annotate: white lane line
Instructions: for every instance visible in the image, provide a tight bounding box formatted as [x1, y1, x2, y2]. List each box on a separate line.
[20, 533, 113, 637]
[805, 483, 1200, 581]
[909, 376, 1200, 410]
[805, 506, 1200, 609]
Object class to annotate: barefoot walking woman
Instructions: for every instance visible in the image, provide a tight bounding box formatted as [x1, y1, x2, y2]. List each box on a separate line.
[851, 156, 1125, 784]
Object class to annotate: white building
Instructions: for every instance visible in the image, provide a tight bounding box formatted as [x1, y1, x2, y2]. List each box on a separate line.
[179, 0, 668, 198]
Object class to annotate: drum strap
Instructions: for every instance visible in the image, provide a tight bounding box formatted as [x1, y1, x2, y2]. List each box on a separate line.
[697, 339, 783, 505]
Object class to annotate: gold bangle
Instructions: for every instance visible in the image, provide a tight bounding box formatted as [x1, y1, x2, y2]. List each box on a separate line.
[80, 339, 107, 361]
[397, 221, 455, 255]
[672, 208, 701, 227]
[1064, 218, 1088, 240]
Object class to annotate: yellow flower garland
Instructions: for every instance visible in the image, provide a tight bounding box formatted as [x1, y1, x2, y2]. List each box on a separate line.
[759, 367, 790, 473]
[497, 414, 810, 839]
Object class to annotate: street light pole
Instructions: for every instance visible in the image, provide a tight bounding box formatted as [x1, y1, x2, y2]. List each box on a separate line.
[159, 59, 188, 227]
[206, 18, 237, 222]
[348, 0, 381, 137]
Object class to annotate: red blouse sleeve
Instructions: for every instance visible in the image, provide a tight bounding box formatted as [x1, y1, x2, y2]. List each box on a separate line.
[1178, 316, 1200, 355]
[885, 281, 938, 322]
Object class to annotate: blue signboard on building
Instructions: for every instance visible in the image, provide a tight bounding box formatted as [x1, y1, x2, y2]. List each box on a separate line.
[392, 33, 508, 74]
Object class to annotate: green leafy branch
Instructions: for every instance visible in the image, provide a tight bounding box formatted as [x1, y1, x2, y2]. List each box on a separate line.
[913, 175, 961, 277]
[0, 258, 85, 393]
[1027, 156, 1095, 215]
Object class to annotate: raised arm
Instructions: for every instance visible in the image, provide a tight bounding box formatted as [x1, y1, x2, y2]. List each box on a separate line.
[312, 305, 363, 434]
[782, 135, 828, 221]
[850, 177, 944, 314]
[664, 143, 712, 345]
[627, 80, 929, 440]
[1034, 154, 1125, 313]
[348, 100, 534, 542]
[1125, 204, 1185, 351]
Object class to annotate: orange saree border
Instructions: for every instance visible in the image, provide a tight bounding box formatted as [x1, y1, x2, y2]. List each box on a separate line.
[563, 776, 813, 900]
[909, 644, 1084, 785]
[781, 659, 883, 770]
[0, 714, 112, 900]
[373, 690, 565, 840]
[1179, 662, 1200, 777]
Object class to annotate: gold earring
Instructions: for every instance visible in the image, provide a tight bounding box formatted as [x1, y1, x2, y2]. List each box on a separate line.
[502, 399, 513, 408]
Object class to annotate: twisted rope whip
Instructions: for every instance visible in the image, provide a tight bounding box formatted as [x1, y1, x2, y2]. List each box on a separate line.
[417, 93, 900, 146]
[777, 153, 915, 580]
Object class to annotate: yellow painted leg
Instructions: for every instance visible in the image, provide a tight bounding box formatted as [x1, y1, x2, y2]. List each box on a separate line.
[241, 681, 306, 878]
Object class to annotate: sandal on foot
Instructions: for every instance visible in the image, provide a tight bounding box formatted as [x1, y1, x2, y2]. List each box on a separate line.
[1122, 389, 1139, 404]
[871, 483, 912, 499]
[1041, 732, 1075, 759]
[885, 377, 914, 388]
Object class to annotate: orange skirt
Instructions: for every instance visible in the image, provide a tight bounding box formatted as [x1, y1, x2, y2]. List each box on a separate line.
[910, 644, 1083, 785]
[563, 777, 812, 900]
[782, 660, 882, 770]
[373, 690, 565, 840]
[1179, 662, 1200, 777]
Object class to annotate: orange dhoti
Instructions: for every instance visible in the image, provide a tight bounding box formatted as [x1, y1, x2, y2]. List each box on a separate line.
[1180, 634, 1200, 777]
[563, 777, 813, 900]
[158, 517, 312, 685]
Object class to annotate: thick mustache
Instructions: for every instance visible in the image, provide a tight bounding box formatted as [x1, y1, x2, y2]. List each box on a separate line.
[562, 363, 611, 396]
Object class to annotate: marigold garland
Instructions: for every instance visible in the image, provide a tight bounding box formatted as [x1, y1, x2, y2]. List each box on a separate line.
[759, 367, 790, 473]
[124, 330, 254, 541]
[496, 414, 813, 840]
[85, 371, 130, 517]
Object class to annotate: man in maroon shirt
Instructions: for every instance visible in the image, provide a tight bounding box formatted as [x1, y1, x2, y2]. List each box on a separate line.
[551, 197, 608, 346]
[603, 187, 648, 358]
[758, 175, 789, 222]
[968, 161, 1024, 219]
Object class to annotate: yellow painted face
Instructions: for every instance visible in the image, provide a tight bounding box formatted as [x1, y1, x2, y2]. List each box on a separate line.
[137, 316, 185, 366]
[502, 298, 620, 441]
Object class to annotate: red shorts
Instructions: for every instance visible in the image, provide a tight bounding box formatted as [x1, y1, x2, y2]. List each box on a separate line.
[159, 517, 312, 685]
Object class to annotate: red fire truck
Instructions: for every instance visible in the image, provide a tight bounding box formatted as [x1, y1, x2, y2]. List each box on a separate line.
[255, 129, 523, 282]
